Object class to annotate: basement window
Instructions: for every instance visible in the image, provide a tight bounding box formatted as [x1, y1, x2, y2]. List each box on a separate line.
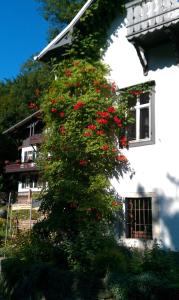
[125, 197, 153, 239]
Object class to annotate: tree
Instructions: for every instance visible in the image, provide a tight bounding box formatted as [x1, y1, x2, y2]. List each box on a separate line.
[36, 0, 86, 38]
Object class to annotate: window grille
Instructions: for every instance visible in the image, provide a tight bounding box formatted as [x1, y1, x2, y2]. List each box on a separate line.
[126, 197, 152, 239]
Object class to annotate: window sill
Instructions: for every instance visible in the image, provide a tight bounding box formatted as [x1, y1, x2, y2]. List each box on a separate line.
[129, 138, 155, 148]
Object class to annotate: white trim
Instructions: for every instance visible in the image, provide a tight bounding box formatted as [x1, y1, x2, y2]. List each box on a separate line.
[34, 0, 94, 61]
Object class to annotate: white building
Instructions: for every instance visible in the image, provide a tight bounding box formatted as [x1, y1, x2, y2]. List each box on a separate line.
[36, 0, 179, 250]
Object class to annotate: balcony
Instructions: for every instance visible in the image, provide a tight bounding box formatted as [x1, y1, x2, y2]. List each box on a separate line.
[125, 0, 179, 73]
[126, 0, 179, 40]
[5, 162, 37, 173]
[22, 134, 43, 147]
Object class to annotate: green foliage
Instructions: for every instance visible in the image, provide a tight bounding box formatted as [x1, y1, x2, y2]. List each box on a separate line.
[12, 209, 40, 221]
[36, 0, 86, 38]
[36, 0, 125, 58]
[107, 245, 179, 300]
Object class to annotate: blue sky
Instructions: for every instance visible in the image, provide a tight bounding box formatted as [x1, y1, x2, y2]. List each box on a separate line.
[0, 0, 49, 81]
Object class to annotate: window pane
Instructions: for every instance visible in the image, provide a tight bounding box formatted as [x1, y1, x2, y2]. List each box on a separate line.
[140, 108, 149, 139]
[140, 92, 149, 104]
[128, 110, 136, 140]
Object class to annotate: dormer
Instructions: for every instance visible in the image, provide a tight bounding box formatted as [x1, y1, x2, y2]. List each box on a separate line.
[125, 0, 179, 74]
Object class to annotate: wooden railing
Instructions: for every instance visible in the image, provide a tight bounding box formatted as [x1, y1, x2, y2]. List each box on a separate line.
[5, 162, 37, 173]
[126, 0, 179, 39]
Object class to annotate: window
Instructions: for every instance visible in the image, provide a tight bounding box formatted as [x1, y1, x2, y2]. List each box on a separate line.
[127, 82, 155, 147]
[24, 150, 36, 162]
[126, 197, 152, 239]
[21, 175, 42, 189]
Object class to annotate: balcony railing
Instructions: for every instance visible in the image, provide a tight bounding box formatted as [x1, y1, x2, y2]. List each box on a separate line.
[22, 134, 43, 147]
[5, 162, 37, 173]
[126, 0, 179, 39]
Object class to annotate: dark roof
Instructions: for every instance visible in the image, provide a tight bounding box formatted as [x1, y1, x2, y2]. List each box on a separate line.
[3, 110, 41, 134]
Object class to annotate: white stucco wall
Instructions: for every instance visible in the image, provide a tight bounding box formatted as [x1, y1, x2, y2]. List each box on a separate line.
[103, 16, 179, 250]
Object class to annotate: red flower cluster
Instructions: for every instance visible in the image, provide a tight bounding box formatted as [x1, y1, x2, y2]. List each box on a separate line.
[79, 160, 88, 166]
[50, 99, 57, 104]
[114, 116, 122, 127]
[101, 144, 109, 151]
[87, 124, 96, 130]
[96, 118, 108, 124]
[73, 101, 85, 110]
[58, 126, 65, 134]
[96, 111, 109, 118]
[120, 136, 127, 147]
[28, 102, 38, 109]
[83, 131, 92, 137]
[129, 90, 143, 96]
[51, 108, 57, 113]
[112, 201, 122, 207]
[107, 106, 116, 113]
[96, 130, 105, 135]
[116, 154, 128, 162]
[59, 112, 65, 118]
[65, 69, 72, 77]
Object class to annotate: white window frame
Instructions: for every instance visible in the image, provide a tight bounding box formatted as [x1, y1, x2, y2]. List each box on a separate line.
[127, 82, 155, 147]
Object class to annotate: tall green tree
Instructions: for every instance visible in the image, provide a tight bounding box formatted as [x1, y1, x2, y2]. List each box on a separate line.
[36, 0, 86, 38]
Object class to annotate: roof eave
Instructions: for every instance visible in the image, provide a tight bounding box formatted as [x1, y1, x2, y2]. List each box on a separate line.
[34, 0, 94, 61]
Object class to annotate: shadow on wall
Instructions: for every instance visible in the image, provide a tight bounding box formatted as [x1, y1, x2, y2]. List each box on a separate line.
[106, 14, 126, 50]
[136, 173, 179, 251]
[147, 42, 178, 71]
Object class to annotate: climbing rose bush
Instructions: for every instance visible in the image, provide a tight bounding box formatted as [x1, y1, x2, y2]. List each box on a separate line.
[38, 59, 133, 269]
